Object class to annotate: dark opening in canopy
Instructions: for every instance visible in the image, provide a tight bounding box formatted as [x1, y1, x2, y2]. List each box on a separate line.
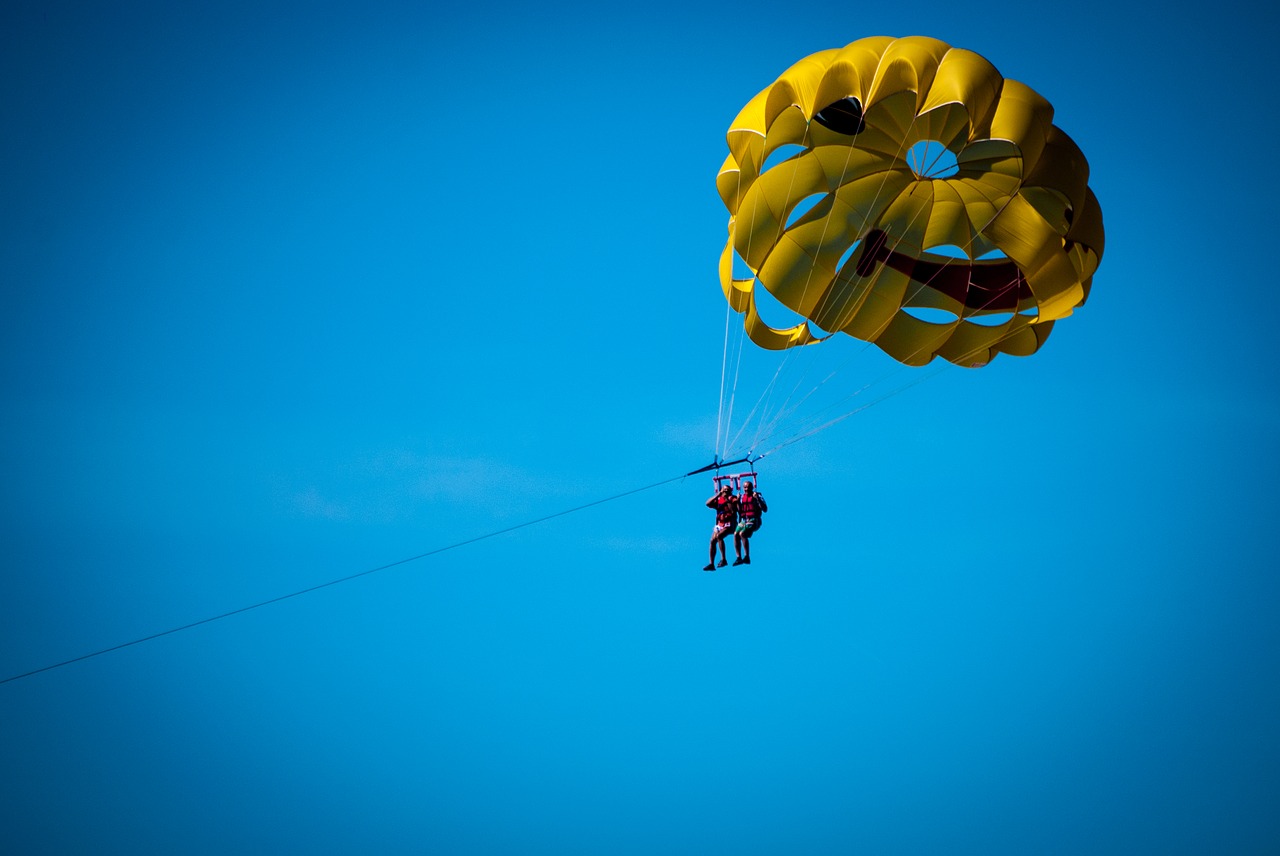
[854, 229, 1030, 312]
[813, 98, 866, 136]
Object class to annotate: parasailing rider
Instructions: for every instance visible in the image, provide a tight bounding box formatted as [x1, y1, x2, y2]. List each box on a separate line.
[704, 484, 738, 571]
[732, 481, 767, 565]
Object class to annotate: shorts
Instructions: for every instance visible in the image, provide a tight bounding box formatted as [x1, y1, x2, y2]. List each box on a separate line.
[712, 522, 734, 538]
[735, 517, 761, 535]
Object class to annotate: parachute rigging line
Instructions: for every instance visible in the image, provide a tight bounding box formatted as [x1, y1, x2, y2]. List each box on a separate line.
[722, 119, 825, 459]
[716, 92, 1034, 463]
[717, 104, 930, 461]
[748, 252, 1037, 456]
[0, 471, 690, 687]
[744, 193, 967, 455]
[748, 259, 1043, 457]
[760, 362, 951, 456]
[716, 300, 732, 456]
[717, 298, 750, 461]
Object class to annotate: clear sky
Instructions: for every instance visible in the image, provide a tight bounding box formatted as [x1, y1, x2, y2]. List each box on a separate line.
[3, 1, 1277, 853]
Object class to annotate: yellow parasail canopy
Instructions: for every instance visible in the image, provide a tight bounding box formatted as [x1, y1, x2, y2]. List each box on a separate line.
[717, 35, 1104, 367]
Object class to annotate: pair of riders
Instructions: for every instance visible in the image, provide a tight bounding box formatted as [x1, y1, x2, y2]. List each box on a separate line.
[704, 480, 767, 570]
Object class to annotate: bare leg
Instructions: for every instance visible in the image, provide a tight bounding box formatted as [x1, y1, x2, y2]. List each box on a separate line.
[709, 529, 731, 568]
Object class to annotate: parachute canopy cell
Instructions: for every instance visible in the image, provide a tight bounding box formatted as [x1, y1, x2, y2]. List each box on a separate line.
[716, 35, 1104, 368]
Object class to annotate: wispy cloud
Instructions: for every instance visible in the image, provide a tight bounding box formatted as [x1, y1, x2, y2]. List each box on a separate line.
[282, 450, 583, 524]
[289, 486, 352, 521]
[595, 534, 697, 555]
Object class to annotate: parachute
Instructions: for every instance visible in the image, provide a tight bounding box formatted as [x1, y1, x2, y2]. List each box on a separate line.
[716, 35, 1105, 369]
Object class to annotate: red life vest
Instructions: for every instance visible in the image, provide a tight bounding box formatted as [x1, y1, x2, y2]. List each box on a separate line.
[739, 492, 764, 519]
[715, 496, 737, 525]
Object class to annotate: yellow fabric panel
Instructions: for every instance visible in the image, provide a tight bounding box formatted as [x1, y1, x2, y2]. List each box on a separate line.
[765, 50, 839, 128]
[947, 178, 1014, 241]
[957, 141, 1024, 184]
[731, 156, 828, 271]
[809, 277, 866, 333]
[1026, 252, 1086, 321]
[876, 312, 959, 366]
[839, 264, 910, 342]
[902, 282, 964, 316]
[987, 79, 1053, 175]
[758, 226, 842, 317]
[984, 194, 1061, 277]
[865, 36, 950, 112]
[831, 170, 916, 234]
[939, 317, 1051, 364]
[719, 235, 754, 313]
[1068, 244, 1101, 295]
[1025, 126, 1090, 215]
[860, 90, 922, 154]
[1069, 187, 1105, 262]
[919, 48, 1002, 124]
[809, 145, 899, 183]
[1018, 186, 1073, 235]
[875, 188, 932, 254]
[753, 149, 833, 217]
[726, 89, 769, 174]
[831, 36, 898, 83]
[743, 291, 820, 349]
[718, 35, 1103, 367]
[909, 102, 974, 150]
[920, 181, 979, 252]
[716, 155, 745, 214]
[811, 61, 868, 120]
[762, 106, 811, 158]
[952, 316, 1027, 361]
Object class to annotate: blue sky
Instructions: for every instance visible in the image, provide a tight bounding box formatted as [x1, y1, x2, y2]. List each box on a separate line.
[3, 1, 1277, 853]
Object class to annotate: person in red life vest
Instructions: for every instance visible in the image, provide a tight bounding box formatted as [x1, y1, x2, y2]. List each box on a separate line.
[704, 484, 738, 571]
[732, 481, 767, 565]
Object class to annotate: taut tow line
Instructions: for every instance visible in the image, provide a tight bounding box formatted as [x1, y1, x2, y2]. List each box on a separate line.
[1, 469, 695, 687]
